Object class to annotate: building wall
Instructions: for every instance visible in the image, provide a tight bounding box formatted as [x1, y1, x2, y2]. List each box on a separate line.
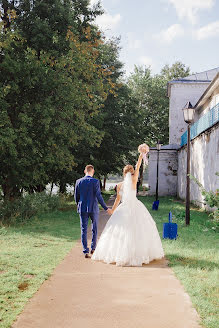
[148, 149, 178, 196]
[195, 85, 219, 120]
[169, 82, 210, 145]
[177, 124, 219, 206]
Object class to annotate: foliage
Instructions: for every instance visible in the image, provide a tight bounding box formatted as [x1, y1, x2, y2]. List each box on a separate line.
[0, 2, 117, 198]
[0, 192, 61, 224]
[90, 84, 142, 177]
[160, 61, 191, 81]
[189, 174, 219, 222]
[54, 37, 141, 184]
[139, 196, 219, 328]
[128, 61, 191, 146]
[128, 66, 169, 145]
[0, 2, 193, 197]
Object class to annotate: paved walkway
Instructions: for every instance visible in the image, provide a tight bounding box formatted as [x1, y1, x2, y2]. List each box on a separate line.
[13, 197, 201, 328]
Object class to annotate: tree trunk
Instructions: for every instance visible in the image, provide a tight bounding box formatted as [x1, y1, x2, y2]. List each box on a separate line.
[50, 182, 54, 196]
[103, 177, 107, 191]
[59, 182, 66, 194]
[27, 186, 35, 194]
[2, 181, 21, 200]
[34, 185, 46, 193]
[99, 179, 103, 191]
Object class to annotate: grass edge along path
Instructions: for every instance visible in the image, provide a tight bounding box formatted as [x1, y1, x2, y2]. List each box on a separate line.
[139, 196, 219, 328]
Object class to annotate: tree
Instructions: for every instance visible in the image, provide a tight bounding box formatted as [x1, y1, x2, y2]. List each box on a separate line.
[161, 61, 190, 81]
[128, 62, 191, 147]
[128, 66, 169, 146]
[0, 6, 116, 198]
[54, 37, 140, 190]
[1, 1, 103, 55]
[91, 85, 141, 185]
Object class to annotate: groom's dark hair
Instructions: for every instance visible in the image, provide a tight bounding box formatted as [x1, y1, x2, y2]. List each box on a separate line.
[85, 164, 94, 173]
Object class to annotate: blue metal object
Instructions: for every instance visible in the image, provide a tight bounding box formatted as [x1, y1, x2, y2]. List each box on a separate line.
[152, 200, 159, 210]
[181, 103, 219, 146]
[163, 211, 178, 240]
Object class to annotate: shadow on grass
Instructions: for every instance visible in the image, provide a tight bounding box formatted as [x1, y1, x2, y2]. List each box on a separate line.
[5, 209, 81, 242]
[166, 254, 219, 271]
[3, 194, 114, 243]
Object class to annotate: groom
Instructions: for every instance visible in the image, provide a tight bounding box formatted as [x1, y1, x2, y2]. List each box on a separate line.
[74, 165, 112, 258]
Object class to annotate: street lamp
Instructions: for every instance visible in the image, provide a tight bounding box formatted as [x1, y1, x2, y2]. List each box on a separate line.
[155, 140, 161, 202]
[182, 101, 195, 225]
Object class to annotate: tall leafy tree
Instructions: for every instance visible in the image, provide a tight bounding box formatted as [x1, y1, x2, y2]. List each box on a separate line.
[161, 61, 191, 81]
[128, 66, 169, 145]
[128, 62, 191, 147]
[54, 37, 140, 190]
[0, 4, 116, 198]
[91, 84, 141, 185]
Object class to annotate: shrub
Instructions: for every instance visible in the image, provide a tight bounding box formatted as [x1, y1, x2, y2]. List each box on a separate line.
[0, 192, 61, 225]
[189, 173, 219, 223]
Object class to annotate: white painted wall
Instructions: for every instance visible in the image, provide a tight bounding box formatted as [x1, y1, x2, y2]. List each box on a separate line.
[177, 125, 219, 206]
[148, 149, 178, 196]
[169, 82, 210, 145]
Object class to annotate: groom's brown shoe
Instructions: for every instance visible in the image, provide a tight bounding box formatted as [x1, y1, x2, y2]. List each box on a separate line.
[85, 254, 90, 258]
[90, 249, 95, 254]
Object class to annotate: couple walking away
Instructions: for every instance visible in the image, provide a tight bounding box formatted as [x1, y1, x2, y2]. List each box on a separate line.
[74, 145, 164, 266]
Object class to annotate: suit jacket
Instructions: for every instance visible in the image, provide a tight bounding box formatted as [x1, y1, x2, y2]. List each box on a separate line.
[74, 176, 108, 213]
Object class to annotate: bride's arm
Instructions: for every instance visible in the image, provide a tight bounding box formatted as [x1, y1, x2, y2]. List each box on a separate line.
[111, 183, 122, 213]
[133, 153, 143, 184]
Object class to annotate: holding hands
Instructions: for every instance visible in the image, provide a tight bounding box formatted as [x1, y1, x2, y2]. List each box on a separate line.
[107, 208, 113, 215]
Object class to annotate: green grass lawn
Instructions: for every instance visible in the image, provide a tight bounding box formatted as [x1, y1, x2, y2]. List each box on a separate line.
[139, 196, 219, 328]
[0, 209, 81, 328]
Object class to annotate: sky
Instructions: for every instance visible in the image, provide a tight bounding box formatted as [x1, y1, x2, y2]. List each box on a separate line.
[90, 0, 219, 76]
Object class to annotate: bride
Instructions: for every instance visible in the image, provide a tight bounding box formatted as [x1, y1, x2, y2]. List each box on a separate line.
[92, 146, 164, 266]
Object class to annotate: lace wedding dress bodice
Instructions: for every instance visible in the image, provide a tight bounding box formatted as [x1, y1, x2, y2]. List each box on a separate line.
[119, 173, 136, 203]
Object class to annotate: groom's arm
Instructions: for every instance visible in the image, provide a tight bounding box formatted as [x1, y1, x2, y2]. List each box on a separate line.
[94, 180, 108, 211]
[74, 180, 80, 204]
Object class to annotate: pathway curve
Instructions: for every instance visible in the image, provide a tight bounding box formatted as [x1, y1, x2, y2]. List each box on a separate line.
[13, 197, 201, 328]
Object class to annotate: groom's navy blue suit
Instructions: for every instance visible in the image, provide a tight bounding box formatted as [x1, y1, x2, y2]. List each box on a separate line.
[74, 175, 108, 254]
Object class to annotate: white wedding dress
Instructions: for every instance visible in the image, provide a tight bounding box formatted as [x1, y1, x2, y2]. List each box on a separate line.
[92, 173, 164, 266]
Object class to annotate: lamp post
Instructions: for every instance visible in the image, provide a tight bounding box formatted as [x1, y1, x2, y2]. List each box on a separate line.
[182, 102, 195, 226]
[155, 140, 161, 202]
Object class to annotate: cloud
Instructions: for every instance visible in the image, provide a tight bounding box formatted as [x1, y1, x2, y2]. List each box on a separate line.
[166, 0, 215, 24]
[89, 1, 121, 32]
[138, 56, 154, 68]
[127, 32, 142, 49]
[194, 20, 219, 40]
[88, 1, 121, 32]
[95, 12, 121, 31]
[155, 24, 184, 43]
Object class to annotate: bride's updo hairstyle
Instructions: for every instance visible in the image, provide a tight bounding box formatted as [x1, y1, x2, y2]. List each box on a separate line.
[123, 165, 134, 176]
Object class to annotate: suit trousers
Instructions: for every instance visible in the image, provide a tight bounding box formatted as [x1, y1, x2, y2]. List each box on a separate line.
[79, 212, 99, 254]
